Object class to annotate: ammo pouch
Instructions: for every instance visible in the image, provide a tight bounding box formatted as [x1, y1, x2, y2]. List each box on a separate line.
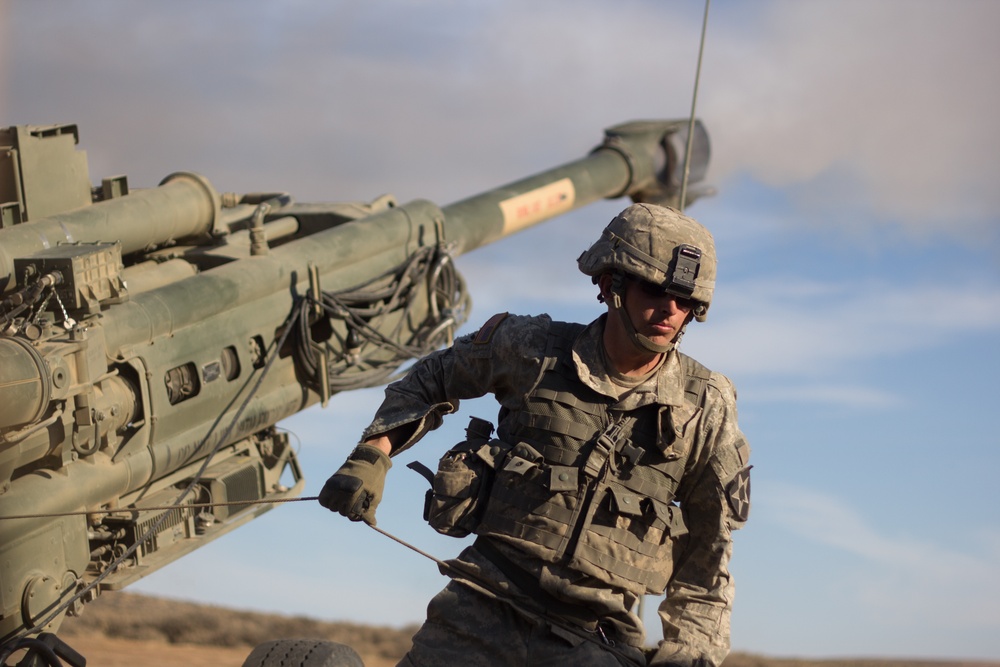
[408, 416, 511, 538]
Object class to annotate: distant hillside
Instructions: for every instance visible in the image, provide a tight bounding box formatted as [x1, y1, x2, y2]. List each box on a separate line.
[59, 592, 998, 667]
[60, 592, 413, 665]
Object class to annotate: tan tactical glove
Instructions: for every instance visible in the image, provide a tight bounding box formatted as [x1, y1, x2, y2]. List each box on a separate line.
[318, 444, 391, 525]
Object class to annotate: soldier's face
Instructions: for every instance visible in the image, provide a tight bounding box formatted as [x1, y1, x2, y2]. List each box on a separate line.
[599, 273, 695, 357]
[622, 277, 693, 347]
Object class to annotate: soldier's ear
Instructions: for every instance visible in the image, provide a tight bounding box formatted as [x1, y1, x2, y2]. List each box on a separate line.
[597, 273, 614, 301]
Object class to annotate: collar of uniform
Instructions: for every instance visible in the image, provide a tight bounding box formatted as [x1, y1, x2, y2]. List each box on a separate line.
[570, 315, 686, 407]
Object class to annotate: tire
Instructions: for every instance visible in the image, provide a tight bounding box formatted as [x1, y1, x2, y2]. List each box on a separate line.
[241, 639, 364, 667]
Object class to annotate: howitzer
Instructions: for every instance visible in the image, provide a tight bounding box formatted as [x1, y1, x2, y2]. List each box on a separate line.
[0, 120, 710, 653]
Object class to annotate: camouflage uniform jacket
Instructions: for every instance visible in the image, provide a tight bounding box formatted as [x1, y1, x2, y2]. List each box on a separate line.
[362, 313, 751, 667]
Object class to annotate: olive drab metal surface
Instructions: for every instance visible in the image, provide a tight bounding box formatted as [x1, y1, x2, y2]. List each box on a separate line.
[0, 119, 710, 653]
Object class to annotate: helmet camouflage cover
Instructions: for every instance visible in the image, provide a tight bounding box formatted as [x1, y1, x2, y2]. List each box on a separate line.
[577, 203, 717, 322]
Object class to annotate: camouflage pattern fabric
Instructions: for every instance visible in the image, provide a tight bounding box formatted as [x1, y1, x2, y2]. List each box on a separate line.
[397, 572, 646, 667]
[365, 314, 750, 667]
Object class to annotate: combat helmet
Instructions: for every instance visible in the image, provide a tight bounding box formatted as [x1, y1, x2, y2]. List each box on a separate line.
[579, 203, 716, 320]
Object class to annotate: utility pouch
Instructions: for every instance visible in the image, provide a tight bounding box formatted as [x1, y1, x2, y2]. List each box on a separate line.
[408, 416, 510, 538]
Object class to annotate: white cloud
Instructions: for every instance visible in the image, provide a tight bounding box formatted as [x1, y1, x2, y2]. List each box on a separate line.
[703, 1, 1000, 236]
[686, 278, 1000, 377]
[762, 482, 1000, 628]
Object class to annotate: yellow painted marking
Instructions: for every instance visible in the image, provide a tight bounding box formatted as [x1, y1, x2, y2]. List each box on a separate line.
[499, 178, 576, 235]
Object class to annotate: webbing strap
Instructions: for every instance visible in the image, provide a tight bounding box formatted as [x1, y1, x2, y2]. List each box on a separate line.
[485, 516, 569, 553]
[572, 541, 664, 590]
[610, 470, 675, 505]
[530, 387, 606, 417]
[587, 520, 662, 559]
[489, 484, 578, 525]
[518, 411, 600, 441]
[538, 443, 584, 467]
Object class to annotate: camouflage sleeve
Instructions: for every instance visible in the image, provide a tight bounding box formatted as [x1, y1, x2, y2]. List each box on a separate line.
[651, 372, 751, 667]
[360, 313, 552, 454]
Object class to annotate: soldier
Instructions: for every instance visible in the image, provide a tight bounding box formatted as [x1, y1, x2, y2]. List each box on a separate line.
[319, 203, 752, 667]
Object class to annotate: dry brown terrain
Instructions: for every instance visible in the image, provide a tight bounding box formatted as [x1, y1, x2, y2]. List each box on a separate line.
[59, 592, 408, 667]
[54, 592, 997, 667]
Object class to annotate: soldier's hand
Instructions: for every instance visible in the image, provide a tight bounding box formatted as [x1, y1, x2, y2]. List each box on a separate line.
[318, 444, 391, 525]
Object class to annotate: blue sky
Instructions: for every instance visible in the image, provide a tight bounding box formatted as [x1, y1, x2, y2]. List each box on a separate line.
[3, 0, 998, 661]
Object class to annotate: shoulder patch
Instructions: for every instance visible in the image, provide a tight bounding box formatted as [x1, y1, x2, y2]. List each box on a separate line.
[473, 312, 510, 345]
[725, 465, 752, 522]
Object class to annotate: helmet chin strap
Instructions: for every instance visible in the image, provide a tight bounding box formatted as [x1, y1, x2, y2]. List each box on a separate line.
[609, 273, 674, 355]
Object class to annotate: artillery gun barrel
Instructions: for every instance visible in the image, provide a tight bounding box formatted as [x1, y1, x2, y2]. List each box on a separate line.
[443, 119, 687, 254]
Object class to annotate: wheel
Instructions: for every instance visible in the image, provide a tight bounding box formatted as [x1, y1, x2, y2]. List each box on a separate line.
[241, 639, 364, 667]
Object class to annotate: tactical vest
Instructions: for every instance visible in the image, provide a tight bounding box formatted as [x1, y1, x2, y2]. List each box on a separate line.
[475, 321, 710, 596]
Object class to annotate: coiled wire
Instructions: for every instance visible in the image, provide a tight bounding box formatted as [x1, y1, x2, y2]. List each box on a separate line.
[294, 244, 470, 392]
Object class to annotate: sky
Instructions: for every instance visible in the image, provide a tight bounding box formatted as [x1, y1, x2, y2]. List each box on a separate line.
[2, 0, 999, 661]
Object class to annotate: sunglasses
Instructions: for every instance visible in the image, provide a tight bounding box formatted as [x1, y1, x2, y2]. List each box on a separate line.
[631, 278, 698, 312]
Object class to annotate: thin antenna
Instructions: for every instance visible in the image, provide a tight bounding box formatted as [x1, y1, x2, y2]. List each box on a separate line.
[679, 0, 711, 211]
[638, 0, 710, 627]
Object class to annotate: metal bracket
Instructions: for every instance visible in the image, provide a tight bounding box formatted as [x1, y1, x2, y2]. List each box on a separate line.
[308, 263, 330, 407]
